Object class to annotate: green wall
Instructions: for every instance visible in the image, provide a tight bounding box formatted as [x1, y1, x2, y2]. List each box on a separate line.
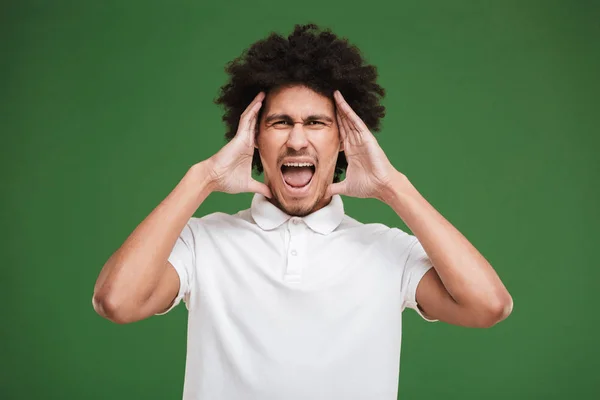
[2, 1, 598, 399]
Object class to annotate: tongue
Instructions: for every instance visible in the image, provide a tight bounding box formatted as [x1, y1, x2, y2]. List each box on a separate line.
[283, 167, 313, 187]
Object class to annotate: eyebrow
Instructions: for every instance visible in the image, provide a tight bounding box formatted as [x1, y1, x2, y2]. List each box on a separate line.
[264, 113, 334, 124]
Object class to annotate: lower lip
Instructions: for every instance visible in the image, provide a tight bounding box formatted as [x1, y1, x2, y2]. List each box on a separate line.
[280, 171, 314, 197]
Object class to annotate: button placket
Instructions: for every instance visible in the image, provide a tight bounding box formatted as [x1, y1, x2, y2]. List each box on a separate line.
[284, 218, 307, 282]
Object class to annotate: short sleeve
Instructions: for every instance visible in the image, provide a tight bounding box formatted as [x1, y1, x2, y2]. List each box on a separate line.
[401, 236, 438, 322]
[155, 219, 197, 315]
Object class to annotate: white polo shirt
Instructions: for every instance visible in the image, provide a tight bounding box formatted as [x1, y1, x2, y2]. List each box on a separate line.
[159, 193, 436, 400]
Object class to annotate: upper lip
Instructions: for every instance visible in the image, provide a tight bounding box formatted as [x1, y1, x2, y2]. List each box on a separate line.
[280, 157, 316, 167]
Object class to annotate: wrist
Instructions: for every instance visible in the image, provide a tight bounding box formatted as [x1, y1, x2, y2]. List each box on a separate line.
[380, 171, 416, 206]
[187, 161, 217, 197]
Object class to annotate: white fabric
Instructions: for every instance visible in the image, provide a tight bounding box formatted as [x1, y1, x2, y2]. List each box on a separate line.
[158, 194, 436, 400]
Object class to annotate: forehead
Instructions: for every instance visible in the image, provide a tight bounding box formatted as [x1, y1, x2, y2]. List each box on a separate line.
[264, 85, 334, 116]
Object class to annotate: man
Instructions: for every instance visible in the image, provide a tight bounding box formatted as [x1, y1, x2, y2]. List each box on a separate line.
[92, 24, 513, 399]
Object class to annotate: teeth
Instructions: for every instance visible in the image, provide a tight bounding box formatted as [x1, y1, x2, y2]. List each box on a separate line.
[283, 162, 314, 167]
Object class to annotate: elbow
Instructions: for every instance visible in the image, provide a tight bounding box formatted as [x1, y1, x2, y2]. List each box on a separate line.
[476, 293, 514, 328]
[92, 292, 136, 325]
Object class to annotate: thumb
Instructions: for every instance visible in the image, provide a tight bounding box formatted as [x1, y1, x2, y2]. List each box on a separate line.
[326, 180, 348, 198]
[248, 179, 273, 199]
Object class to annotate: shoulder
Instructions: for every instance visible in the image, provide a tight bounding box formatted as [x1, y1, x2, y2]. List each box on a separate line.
[337, 214, 410, 239]
[187, 208, 253, 232]
[337, 214, 416, 252]
[337, 214, 387, 233]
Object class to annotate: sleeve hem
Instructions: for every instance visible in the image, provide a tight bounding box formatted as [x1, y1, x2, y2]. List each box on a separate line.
[403, 238, 439, 322]
[407, 264, 438, 322]
[154, 256, 187, 316]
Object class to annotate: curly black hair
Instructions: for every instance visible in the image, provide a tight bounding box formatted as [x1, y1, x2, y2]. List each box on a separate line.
[214, 23, 386, 182]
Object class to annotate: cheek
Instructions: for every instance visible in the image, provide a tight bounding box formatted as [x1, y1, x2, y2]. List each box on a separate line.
[257, 132, 284, 171]
[313, 134, 341, 170]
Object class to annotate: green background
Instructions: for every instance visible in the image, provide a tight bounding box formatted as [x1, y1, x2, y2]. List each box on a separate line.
[2, 1, 599, 399]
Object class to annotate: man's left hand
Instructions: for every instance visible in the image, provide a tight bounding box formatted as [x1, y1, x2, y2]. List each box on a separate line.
[327, 90, 401, 201]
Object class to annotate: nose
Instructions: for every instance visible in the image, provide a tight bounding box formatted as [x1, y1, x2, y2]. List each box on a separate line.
[286, 122, 309, 151]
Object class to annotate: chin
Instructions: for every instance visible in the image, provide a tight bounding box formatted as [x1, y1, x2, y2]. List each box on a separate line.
[274, 191, 320, 217]
[281, 199, 319, 217]
[273, 181, 324, 217]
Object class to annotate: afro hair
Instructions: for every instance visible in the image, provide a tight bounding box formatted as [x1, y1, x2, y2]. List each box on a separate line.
[214, 23, 386, 182]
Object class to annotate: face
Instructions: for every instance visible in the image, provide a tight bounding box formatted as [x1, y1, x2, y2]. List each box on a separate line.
[256, 85, 343, 217]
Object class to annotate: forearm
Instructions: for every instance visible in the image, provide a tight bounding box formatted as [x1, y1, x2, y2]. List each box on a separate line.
[382, 171, 512, 312]
[93, 162, 213, 310]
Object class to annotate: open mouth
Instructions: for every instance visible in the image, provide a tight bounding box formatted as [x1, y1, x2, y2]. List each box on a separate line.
[280, 162, 315, 193]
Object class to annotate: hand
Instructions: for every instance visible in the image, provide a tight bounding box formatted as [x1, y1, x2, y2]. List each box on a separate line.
[326, 90, 399, 201]
[206, 92, 272, 198]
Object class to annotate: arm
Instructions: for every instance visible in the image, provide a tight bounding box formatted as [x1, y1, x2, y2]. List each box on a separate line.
[382, 172, 513, 328]
[92, 92, 270, 324]
[328, 90, 513, 328]
[92, 163, 213, 324]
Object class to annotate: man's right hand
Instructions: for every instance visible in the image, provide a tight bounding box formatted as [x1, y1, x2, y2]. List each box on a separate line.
[205, 92, 272, 199]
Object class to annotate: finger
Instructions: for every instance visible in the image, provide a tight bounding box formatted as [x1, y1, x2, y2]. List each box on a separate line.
[249, 105, 261, 147]
[247, 102, 261, 135]
[335, 112, 347, 142]
[240, 91, 265, 119]
[237, 92, 265, 134]
[248, 179, 272, 199]
[334, 90, 369, 133]
[243, 98, 263, 129]
[237, 100, 263, 142]
[334, 94, 360, 145]
[338, 106, 358, 145]
[326, 180, 348, 197]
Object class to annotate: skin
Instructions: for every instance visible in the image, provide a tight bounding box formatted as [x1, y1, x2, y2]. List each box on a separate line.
[93, 84, 513, 328]
[256, 85, 342, 217]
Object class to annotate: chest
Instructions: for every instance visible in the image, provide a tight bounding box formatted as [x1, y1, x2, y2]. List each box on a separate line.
[206, 224, 397, 285]
[187, 225, 405, 373]
[194, 225, 403, 323]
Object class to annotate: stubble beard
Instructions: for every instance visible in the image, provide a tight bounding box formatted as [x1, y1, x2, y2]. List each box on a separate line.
[269, 183, 325, 217]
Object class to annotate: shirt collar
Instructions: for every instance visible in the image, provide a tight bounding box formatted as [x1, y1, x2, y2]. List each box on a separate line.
[250, 193, 345, 235]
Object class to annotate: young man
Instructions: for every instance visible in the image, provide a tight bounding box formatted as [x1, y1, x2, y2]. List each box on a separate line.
[93, 24, 512, 399]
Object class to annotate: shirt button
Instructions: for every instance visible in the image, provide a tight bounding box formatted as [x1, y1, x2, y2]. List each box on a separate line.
[291, 249, 297, 256]
[292, 218, 299, 224]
